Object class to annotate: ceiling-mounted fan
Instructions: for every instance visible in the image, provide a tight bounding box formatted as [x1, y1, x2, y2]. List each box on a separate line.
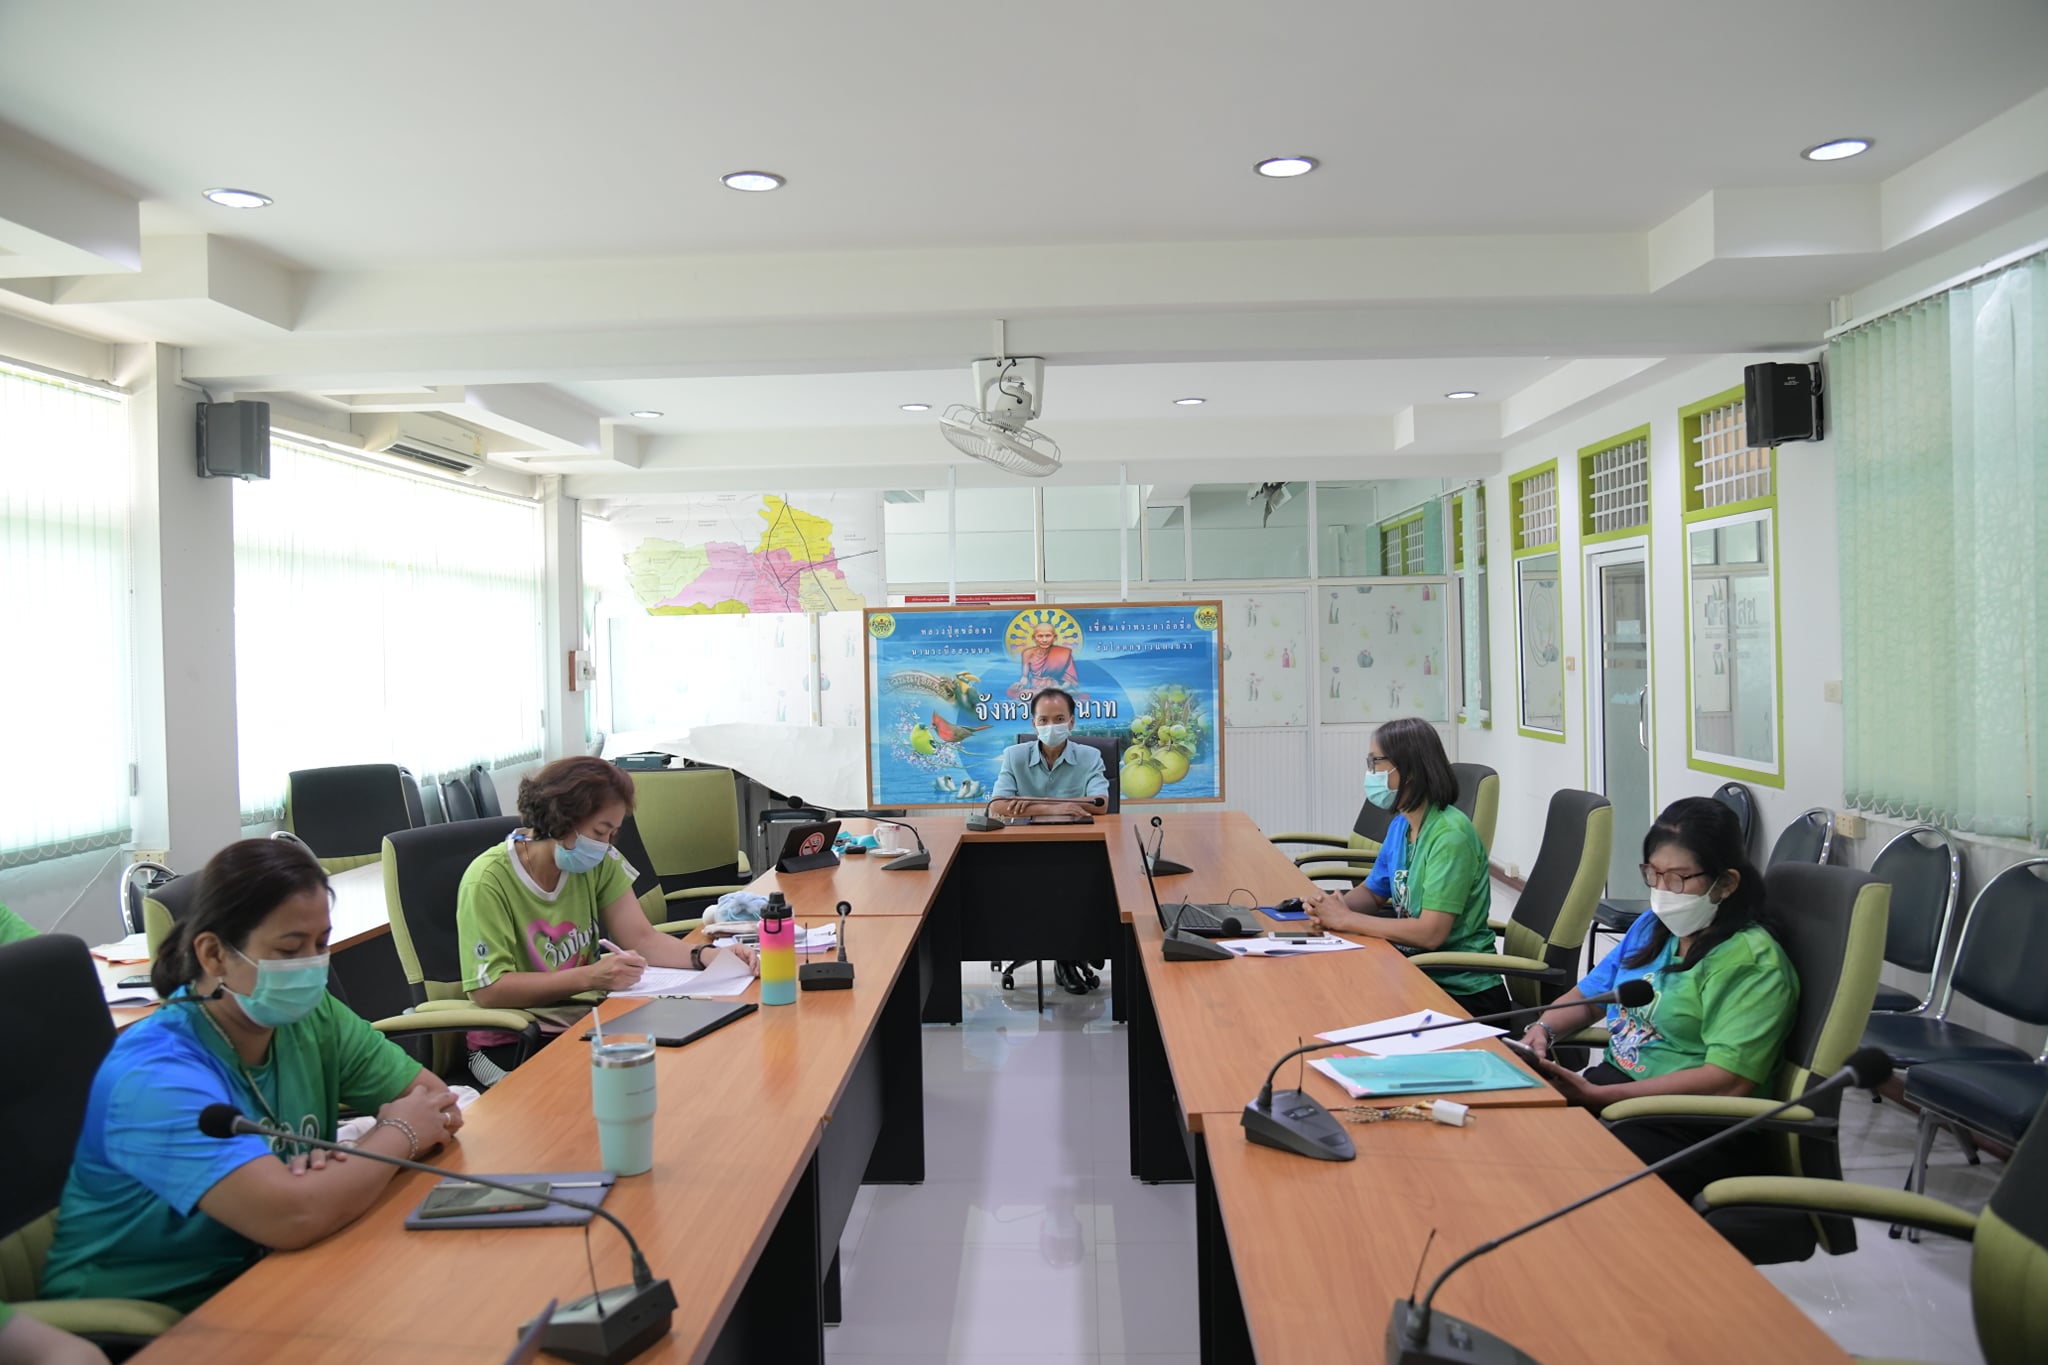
[938, 356, 1061, 478]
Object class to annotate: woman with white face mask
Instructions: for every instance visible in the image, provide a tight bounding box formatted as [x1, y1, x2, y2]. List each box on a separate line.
[1517, 796, 1798, 1201]
[41, 839, 463, 1312]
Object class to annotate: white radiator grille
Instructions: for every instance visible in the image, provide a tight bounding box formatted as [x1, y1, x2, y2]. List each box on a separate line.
[1588, 437, 1649, 533]
[1694, 401, 1771, 506]
[1515, 468, 1558, 548]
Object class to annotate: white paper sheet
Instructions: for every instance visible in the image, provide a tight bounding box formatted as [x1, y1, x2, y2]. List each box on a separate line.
[612, 947, 757, 999]
[1315, 1009, 1506, 1057]
[1218, 935, 1363, 957]
[92, 931, 152, 964]
[103, 982, 159, 1006]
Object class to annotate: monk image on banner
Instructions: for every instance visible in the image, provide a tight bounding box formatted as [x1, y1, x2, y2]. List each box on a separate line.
[1007, 608, 1082, 700]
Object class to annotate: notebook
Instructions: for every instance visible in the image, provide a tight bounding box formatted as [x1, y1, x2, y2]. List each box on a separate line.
[1309, 1049, 1542, 1099]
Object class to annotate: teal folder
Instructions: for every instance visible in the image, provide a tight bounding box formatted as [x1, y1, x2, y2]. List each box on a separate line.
[1321, 1049, 1540, 1097]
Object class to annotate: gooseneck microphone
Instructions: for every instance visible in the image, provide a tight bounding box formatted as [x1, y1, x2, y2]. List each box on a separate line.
[1385, 1047, 1897, 1365]
[1242, 980, 1657, 1161]
[1146, 814, 1194, 877]
[965, 798, 1005, 832]
[835, 811, 931, 871]
[197, 1104, 675, 1364]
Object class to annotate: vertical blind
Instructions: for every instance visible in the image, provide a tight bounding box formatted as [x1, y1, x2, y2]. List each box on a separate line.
[233, 441, 545, 820]
[0, 364, 132, 866]
[1833, 248, 2046, 845]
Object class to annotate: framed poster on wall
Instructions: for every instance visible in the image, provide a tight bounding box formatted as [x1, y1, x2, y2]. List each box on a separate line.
[863, 601, 1224, 808]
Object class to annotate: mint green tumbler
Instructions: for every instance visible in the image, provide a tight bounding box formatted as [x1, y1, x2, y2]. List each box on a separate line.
[590, 1034, 657, 1176]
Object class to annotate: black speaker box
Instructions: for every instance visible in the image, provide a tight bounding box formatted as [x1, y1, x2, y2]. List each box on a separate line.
[197, 400, 271, 480]
[1744, 362, 1823, 446]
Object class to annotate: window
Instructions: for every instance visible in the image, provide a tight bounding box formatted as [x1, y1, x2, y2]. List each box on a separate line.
[1042, 485, 1139, 583]
[0, 363, 131, 867]
[1686, 395, 1771, 510]
[1189, 482, 1308, 579]
[1509, 461, 1560, 552]
[1580, 426, 1650, 539]
[1454, 486, 1491, 727]
[1509, 460, 1564, 740]
[1378, 512, 1427, 574]
[234, 441, 545, 820]
[882, 487, 1035, 584]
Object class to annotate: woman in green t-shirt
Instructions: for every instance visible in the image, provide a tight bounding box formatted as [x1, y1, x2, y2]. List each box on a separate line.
[1517, 796, 1799, 1200]
[456, 756, 757, 1085]
[1306, 717, 1508, 1015]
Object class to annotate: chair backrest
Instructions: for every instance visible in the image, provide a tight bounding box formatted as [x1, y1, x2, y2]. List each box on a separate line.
[381, 816, 521, 1004]
[467, 764, 504, 818]
[1870, 824, 1963, 980]
[1008, 735, 1124, 814]
[1768, 807, 1834, 866]
[439, 777, 479, 823]
[1975, 1089, 2048, 1365]
[397, 767, 427, 828]
[609, 815, 672, 925]
[1712, 782, 1758, 855]
[286, 764, 414, 867]
[119, 860, 176, 937]
[1941, 859, 2048, 1027]
[1351, 793, 1398, 847]
[0, 936, 116, 1242]
[1502, 789, 1613, 1004]
[141, 873, 203, 958]
[1450, 762, 1499, 853]
[631, 768, 744, 890]
[418, 777, 446, 825]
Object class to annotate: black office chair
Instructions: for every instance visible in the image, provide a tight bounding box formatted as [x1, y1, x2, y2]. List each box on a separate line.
[1769, 807, 1835, 866]
[439, 776, 479, 822]
[611, 814, 711, 935]
[397, 767, 427, 828]
[117, 859, 176, 937]
[466, 764, 503, 818]
[994, 735, 1123, 997]
[1449, 761, 1500, 853]
[285, 763, 414, 872]
[1270, 788, 1399, 873]
[138, 869, 202, 959]
[1595, 781, 1758, 935]
[1867, 824, 1964, 1015]
[1714, 781, 1758, 856]
[0, 936, 183, 1347]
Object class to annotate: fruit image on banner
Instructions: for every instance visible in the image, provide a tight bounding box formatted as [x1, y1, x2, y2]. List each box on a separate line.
[864, 602, 1225, 808]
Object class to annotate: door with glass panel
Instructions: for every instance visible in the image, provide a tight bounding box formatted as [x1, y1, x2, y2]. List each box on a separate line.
[1585, 545, 1652, 893]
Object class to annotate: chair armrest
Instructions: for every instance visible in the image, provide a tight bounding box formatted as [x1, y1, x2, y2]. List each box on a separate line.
[1269, 833, 1350, 848]
[1487, 918, 1510, 936]
[17, 1299, 184, 1337]
[373, 1007, 538, 1037]
[1602, 1094, 1830, 1138]
[665, 884, 749, 901]
[1565, 1027, 1609, 1047]
[653, 917, 706, 937]
[1294, 851, 1379, 869]
[411, 998, 473, 1015]
[1304, 868, 1371, 885]
[1693, 1177, 1980, 1242]
[1408, 952, 1559, 976]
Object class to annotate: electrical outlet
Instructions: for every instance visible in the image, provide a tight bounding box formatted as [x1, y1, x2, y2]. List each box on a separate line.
[130, 848, 168, 865]
[1832, 811, 1865, 839]
[1565, 656, 1576, 671]
[1823, 680, 1843, 703]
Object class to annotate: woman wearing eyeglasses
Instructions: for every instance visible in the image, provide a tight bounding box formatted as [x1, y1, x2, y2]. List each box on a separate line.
[1516, 795, 1798, 1198]
[1306, 717, 1508, 1015]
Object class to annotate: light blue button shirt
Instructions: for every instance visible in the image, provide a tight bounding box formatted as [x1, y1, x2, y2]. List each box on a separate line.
[991, 740, 1109, 800]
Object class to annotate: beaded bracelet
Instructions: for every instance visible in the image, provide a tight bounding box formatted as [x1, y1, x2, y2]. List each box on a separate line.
[375, 1115, 421, 1160]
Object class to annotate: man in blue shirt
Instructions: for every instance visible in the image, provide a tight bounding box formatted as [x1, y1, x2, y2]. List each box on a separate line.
[988, 687, 1109, 993]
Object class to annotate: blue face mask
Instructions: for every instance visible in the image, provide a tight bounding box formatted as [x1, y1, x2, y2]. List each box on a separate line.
[1363, 770, 1399, 810]
[227, 946, 330, 1028]
[555, 835, 611, 875]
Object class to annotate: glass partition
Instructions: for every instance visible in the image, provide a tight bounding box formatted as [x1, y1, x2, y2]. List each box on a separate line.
[1189, 481, 1309, 579]
[1686, 509, 1780, 776]
[1043, 484, 1139, 582]
[1515, 551, 1565, 735]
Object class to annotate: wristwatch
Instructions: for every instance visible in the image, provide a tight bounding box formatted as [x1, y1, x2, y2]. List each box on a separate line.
[689, 945, 707, 970]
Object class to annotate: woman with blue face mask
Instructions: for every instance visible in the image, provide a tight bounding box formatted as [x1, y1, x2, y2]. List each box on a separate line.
[455, 756, 756, 1085]
[1305, 717, 1508, 1015]
[41, 839, 463, 1312]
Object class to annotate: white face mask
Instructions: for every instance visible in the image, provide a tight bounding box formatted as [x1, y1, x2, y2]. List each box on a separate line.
[1648, 886, 1722, 938]
[1036, 721, 1072, 747]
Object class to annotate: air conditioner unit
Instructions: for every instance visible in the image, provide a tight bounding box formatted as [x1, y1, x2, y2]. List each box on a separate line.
[353, 413, 487, 477]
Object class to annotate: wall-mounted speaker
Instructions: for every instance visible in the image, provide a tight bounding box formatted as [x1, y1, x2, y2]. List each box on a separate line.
[1744, 361, 1824, 446]
[197, 400, 271, 480]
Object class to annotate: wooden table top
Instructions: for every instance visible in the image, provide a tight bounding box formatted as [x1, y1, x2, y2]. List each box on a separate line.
[1199, 1103, 1850, 1364]
[133, 914, 922, 1365]
[328, 860, 392, 951]
[744, 817, 964, 916]
[1124, 814, 1558, 1130]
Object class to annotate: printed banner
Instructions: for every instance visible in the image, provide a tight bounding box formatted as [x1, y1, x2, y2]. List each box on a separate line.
[864, 602, 1225, 807]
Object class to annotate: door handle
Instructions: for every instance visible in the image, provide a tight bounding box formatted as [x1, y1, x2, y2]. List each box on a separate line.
[1637, 685, 1650, 752]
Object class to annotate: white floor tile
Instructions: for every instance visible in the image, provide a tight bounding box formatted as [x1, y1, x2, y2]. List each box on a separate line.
[1097, 1242, 1202, 1356]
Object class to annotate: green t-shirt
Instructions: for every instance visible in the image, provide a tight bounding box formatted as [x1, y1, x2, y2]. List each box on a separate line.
[1587, 919, 1799, 1085]
[41, 991, 421, 1311]
[456, 832, 635, 1031]
[1369, 805, 1501, 998]
[0, 903, 36, 944]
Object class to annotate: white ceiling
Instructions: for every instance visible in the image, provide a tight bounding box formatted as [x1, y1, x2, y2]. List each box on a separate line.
[1, 1, 2045, 494]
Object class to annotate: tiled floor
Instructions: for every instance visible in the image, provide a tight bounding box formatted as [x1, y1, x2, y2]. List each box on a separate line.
[825, 961, 1995, 1363]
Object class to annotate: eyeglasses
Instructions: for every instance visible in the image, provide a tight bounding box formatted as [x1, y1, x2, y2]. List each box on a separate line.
[1365, 755, 1392, 773]
[1640, 865, 1714, 893]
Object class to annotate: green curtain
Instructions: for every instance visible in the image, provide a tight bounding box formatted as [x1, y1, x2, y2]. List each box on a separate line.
[1832, 249, 2046, 846]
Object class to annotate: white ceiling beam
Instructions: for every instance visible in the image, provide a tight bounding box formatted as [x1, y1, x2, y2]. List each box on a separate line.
[1392, 400, 1502, 451]
[0, 128, 140, 279]
[1649, 186, 1882, 292]
[52, 235, 298, 333]
[460, 383, 604, 455]
[1499, 357, 1671, 439]
[1884, 85, 2048, 251]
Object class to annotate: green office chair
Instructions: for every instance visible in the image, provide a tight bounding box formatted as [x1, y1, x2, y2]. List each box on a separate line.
[285, 763, 414, 873]
[1279, 761, 1498, 883]
[0, 936, 183, 1349]
[629, 767, 752, 917]
[1601, 862, 1891, 1265]
[1408, 787, 1609, 1006]
[1695, 1089, 2048, 1365]
[609, 815, 707, 936]
[1269, 790, 1399, 870]
[1452, 762, 1500, 855]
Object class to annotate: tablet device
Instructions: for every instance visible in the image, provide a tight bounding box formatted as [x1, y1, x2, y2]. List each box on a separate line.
[774, 820, 842, 872]
[418, 1181, 553, 1219]
[585, 997, 758, 1047]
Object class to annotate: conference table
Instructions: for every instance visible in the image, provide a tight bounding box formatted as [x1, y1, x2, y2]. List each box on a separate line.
[132, 810, 1848, 1364]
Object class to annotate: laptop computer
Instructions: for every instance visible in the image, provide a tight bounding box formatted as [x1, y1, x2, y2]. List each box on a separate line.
[1131, 826, 1258, 937]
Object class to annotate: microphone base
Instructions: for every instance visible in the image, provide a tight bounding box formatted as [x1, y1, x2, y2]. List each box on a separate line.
[965, 814, 1003, 832]
[1162, 929, 1235, 962]
[1386, 1300, 1540, 1365]
[1242, 1089, 1356, 1161]
[882, 850, 931, 870]
[531, 1278, 677, 1365]
[799, 960, 856, 990]
[1147, 855, 1194, 876]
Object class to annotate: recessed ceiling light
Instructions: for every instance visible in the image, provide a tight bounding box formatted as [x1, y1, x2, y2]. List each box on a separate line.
[1444, 390, 1479, 400]
[721, 170, 786, 192]
[631, 410, 663, 419]
[203, 187, 272, 209]
[1254, 156, 1318, 178]
[900, 403, 931, 412]
[1174, 397, 1206, 406]
[1802, 138, 1872, 162]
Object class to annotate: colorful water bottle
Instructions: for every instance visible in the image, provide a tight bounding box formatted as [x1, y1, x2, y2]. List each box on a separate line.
[759, 892, 797, 1005]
